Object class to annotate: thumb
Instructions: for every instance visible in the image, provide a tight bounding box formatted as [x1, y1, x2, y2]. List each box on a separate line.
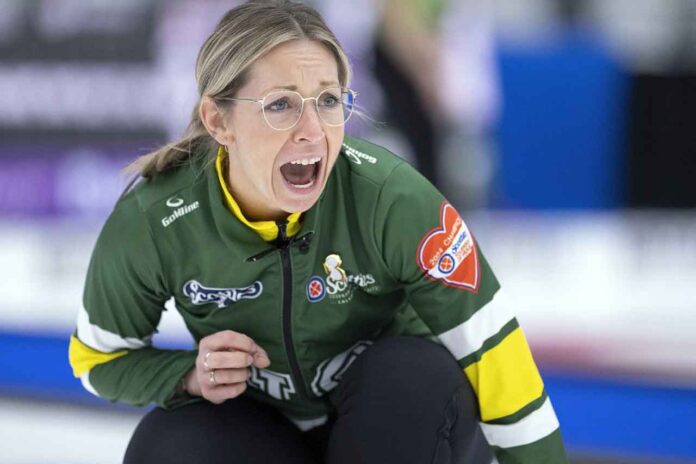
[252, 348, 271, 368]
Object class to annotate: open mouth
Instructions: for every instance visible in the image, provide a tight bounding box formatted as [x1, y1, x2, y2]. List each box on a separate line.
[279, 157, 321, 190]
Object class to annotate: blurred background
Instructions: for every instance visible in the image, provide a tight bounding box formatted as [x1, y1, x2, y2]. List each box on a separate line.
[1, 0, 695, 462]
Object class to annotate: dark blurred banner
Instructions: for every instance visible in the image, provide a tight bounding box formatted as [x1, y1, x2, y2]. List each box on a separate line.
[0, 0, 165, 147]
[0, 1, 165, 217]
[0, 1, 156, 62]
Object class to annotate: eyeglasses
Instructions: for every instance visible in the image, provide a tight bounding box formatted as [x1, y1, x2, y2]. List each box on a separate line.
[218, 87, 357, 131]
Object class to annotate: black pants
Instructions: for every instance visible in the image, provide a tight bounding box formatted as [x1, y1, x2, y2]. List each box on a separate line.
[124, 337, 493, 463]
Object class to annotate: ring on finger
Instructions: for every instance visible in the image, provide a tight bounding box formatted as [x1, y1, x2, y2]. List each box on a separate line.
[204, 351, 212, 370]
[209, 369, 217, 386]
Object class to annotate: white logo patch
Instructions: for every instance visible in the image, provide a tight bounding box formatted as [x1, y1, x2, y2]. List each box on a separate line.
[161, 201, 199, 227]
[311, 341, 372, 396]
[183, 280, 263, 308]
[321, 254, 378, 304]
[247, 367, 296, 400]
[166, 196, 185, 208]
[342, 144, 377, 165]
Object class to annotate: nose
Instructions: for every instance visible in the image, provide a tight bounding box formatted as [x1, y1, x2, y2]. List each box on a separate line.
[292, 100, 325, 143]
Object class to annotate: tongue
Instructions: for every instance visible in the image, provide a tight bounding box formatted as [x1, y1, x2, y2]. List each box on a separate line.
[280, 163, 316, 185]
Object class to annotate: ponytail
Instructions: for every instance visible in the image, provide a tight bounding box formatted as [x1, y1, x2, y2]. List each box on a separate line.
[121, 107, 215, 196]
[126, 106, 214, 176]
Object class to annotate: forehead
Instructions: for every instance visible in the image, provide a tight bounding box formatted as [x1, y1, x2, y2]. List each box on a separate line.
[246, 39, 340, 93]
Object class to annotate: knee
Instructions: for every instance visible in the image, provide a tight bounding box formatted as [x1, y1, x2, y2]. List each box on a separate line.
[340, 336, 469, 403]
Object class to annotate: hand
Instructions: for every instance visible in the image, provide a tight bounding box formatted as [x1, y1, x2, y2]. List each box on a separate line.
[183, 330, 271, 404]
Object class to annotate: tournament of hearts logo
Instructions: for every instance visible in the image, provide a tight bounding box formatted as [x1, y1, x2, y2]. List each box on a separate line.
[416, 201, 480, 293]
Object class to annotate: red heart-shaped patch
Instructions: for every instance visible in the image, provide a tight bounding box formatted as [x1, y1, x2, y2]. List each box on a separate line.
[416, 201, 480, 292]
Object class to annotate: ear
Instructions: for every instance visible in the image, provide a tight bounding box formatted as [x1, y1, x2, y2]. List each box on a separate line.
[199, 96, 235, 146]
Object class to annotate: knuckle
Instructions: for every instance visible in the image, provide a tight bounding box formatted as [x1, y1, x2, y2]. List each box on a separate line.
[241, 335, 254, 352]
[235, 351, 251, 366]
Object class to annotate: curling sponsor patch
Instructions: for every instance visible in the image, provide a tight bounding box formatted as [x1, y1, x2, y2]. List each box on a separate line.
[342, 143, 377, 165]
[306, 276, 326, 303]
[161, 196, 199, 227]
[416, 201, 480, 292]
[183, 280, 263, 308]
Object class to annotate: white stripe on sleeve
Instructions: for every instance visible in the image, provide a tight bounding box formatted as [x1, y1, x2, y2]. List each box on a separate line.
[77, 305, 151, 352]
[436, 292, 514, 361]
[80, 372, 99, 397]
[480, 398, 560, 449]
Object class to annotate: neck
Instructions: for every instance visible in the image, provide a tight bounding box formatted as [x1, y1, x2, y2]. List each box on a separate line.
[224, 157, 287, 222]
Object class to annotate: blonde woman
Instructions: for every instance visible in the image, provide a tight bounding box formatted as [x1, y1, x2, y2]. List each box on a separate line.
[68, 1, 568, 463]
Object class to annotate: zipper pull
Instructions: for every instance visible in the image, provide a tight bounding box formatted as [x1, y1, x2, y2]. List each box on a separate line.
[245, 247, 276, 263]
[277, 220, 289, 246]
[246, 220, 294, 262]
[293, 231, 314, 255]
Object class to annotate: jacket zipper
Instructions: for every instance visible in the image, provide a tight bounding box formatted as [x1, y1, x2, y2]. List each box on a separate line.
[276, 221, 309, 401]
[245, 231, 314, 263]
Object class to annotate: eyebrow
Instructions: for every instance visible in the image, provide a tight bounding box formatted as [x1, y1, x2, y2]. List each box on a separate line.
[260, 81, 340, 94]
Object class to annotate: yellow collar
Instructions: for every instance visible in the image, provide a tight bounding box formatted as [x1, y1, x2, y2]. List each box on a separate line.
[215, 146, 301, 242]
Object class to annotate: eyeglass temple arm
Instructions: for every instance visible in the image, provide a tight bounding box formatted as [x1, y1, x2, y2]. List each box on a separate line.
[218, 97, 263, 103]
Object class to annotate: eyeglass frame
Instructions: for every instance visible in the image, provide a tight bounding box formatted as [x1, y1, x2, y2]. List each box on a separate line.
[216, 86, 358, 131]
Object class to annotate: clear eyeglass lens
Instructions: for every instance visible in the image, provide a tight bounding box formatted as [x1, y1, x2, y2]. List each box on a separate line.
[261, 88, 355, 130]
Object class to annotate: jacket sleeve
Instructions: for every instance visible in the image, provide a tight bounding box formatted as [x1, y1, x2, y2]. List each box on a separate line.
[374, 162, 568, 463]
[68, 194, 197, 408]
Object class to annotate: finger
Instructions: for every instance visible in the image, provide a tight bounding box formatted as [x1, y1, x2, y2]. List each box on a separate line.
[252, 350, 271, 368]
[201, 330, 255, 354]
[203, 351, 253, 370]
[206, 382, 247, 404]
[208, 368, 250, 386]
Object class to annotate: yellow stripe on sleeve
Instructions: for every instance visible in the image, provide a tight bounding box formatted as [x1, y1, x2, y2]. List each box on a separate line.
[464, 327, 544, 422]
[69, 335, 128, 377]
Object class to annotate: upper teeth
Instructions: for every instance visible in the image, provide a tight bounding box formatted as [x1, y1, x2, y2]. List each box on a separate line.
[290, 157, 321, 166]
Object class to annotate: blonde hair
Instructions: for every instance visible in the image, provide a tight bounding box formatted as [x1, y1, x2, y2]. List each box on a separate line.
[126, 0, 352, 180]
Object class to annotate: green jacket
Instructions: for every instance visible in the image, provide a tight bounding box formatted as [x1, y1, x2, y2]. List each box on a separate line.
[70, 135, 567, 463]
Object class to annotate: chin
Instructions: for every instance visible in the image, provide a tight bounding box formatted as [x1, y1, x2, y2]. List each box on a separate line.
[281, 194, 320, 215]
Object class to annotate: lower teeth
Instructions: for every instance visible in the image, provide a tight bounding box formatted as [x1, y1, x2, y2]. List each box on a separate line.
[291, 175, 316, 189]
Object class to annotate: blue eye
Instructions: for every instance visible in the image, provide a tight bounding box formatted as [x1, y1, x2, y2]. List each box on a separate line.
[320, 94, 340, 107]
[266, 98, 291, 112]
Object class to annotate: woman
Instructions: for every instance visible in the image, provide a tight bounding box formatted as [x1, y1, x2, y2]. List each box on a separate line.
[68, 1, 568, 463]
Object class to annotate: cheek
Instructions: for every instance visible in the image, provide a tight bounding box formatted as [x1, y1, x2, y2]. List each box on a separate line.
[326, 127, 344, 161]
[238, 130, 284, 171]
[252, 138, 287, 185]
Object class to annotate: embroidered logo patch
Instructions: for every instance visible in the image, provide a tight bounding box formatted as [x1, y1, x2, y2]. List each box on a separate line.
[342, 143, 377, 165]
[311, 341, 373, 397]
[247, 367, 296, 401]
[416, 201, 480, 292]
[183, 280, 263, 308]
[323, 254, 347, 283]
[166, 196, 185, 208]
[306, 276, 326, 303]
[161, 200, 200, 227]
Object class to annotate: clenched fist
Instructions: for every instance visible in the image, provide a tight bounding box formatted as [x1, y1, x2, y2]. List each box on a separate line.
[182, 330, 271, 404]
